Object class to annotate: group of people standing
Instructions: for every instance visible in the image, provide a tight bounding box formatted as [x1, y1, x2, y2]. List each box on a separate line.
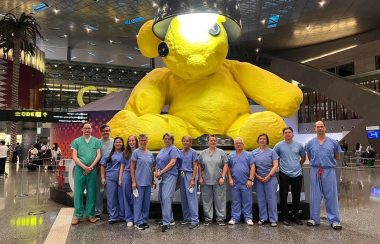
[71, 120, 342, 232]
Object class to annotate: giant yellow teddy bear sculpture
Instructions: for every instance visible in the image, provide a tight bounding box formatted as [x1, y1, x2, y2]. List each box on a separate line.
[108, 17, 303, 150]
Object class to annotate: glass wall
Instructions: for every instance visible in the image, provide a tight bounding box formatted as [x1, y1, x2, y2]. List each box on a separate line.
[43, 61, 150, 111]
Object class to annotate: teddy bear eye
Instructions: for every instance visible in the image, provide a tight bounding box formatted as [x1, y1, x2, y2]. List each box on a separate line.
[208, 23, 220, 36]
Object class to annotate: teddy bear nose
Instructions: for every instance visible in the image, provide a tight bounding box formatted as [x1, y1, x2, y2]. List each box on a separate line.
[158, 42, 169, 57]
[187, 54, 207, 66]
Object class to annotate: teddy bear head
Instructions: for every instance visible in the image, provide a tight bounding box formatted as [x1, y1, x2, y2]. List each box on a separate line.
[137, 15, 230, 80]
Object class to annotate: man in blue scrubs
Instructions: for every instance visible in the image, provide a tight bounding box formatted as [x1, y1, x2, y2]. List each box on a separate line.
[227, 137, 255, 226]
[305, 121, 342, 230]
[274, 127, 306, 225]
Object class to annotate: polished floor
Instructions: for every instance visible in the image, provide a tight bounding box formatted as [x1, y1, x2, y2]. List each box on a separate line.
[1, 163, 380, 244]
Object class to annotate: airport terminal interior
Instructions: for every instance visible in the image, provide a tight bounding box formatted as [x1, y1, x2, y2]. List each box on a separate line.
[0, 0, 380, 243]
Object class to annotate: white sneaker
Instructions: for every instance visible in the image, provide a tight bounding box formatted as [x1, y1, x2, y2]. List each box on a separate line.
[331, 222, 342, 230]
[246, 220, 254, 226]
[127, 221, 133, 227]
[271, 222, 278, 227]
[307, 219, 317, 226]
[228, 219, 236, 225]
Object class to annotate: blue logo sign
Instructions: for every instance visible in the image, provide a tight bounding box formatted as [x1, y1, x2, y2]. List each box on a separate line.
[367, 130, 380, 139]
[33, 3, 49, 13]
[124, 17, 144, 25]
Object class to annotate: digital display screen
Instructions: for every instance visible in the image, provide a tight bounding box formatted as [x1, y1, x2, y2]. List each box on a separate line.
[367, 130, 380, 139]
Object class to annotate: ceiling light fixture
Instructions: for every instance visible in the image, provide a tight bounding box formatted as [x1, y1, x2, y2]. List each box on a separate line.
[114, 17, 119, 23]
[153, 0, 242, 41]
[256, 48, 259, 53]
[261, 19, 266, 24]
[53, 8, 59, 14]
[257, 36, 262, 42]
[106, 60, 114, 64]
[152, 1, 157, 8]
[301, 45, 358, 63]
[318, 1, 326, 7]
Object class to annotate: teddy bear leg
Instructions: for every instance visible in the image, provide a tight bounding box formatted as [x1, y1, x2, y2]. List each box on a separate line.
[227, 111, 287, 150]
[108, 110, 197, 150]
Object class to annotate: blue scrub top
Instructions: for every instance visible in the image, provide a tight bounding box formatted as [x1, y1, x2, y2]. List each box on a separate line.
[100, 151, 126, 180]
[228, 150, 254, 186]
[156, 145, 181, 176]
[131, 148, 155, 186]
[252, 147, 279, 177]
[274, 140, 306, 177]
[122, 149, 136, 172]
[305, 137, 341, 168]
[179, 148, 198, 173]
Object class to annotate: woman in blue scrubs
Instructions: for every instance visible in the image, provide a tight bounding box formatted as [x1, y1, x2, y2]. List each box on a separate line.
[155, 133, 181, 232]
[131, 134, 155, 230]
[119, 135, 138, 227]
[179, 135, 199, 229]
[252, 133, 279, 227]
[100, 137, 126, 224]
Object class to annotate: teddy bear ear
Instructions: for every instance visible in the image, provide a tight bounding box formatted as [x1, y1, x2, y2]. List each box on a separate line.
[137, 20, 161, 58]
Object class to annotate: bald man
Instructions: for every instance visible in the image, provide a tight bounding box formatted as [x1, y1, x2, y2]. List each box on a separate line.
[227, 137, 255, 226]
[305, 121, 342, 230]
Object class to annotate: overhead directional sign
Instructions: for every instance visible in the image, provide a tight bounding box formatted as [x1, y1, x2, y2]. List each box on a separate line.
[0, 110, 88, 123]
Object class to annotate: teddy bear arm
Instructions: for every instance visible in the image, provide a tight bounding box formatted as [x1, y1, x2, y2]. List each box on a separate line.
[226, 60, 303, 117]
[124, 70, 168, 116]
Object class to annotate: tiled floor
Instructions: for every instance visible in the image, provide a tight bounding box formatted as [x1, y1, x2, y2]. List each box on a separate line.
[1, 163, 380, 244]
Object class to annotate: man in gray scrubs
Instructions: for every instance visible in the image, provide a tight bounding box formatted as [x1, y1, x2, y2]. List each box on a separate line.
[198, 135, 228, 226]
[95, 124, 114, 219]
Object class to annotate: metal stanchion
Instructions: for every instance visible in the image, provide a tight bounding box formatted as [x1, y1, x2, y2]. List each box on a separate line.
[28, 164, 46, 216]
[15, 159, 29, 199]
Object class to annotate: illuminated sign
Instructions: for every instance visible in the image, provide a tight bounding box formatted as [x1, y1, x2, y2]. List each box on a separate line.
[267, 14, 280, 28]
[367, 130, 380, 139]
[124, 17, 144, 25]
[0, 110, 88, 123]
[366, 126, 380, 131]
[33, 3, 49, 13]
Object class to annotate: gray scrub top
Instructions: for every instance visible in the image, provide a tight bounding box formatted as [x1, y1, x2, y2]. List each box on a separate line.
[197, 148, 228, 185]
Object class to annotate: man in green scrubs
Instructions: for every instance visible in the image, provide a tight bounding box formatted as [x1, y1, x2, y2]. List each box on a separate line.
[71, 122, 102, 225]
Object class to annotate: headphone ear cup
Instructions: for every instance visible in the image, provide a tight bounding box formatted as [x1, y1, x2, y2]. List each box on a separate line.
[158, 42, 169, 57]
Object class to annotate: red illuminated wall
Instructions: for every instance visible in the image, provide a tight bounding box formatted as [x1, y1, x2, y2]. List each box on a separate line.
[3, 60, 44, 109]
[50, 111, 118, 158]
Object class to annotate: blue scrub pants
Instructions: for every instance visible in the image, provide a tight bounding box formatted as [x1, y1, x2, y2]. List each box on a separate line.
[231, 185, 253, 222]
[256, 176, 278, 223]
[179, 172, 199, 224]
[159, 173, 177, 226]
[133, 186, 151, 225]
[105, 174, 124, 222]
[310, 167, 340, 224]
[121, 170, 134, 222]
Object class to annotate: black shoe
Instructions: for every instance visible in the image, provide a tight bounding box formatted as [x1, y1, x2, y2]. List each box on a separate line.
[95, 215, 101, 221]
[216, 220, 225, 226]
[162, 225, 170, 232]
[203, 220, 211, 226]
[135, 224, 145, 230]
[189, 223, 199, 229]
[142, 223, 150, 228]
[181, 220, 191, 225]
[283, 218, 290, 225]
[109, 220, 118, 225]
[294, 218, 303, 225]
[159, 220, 175, 226]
